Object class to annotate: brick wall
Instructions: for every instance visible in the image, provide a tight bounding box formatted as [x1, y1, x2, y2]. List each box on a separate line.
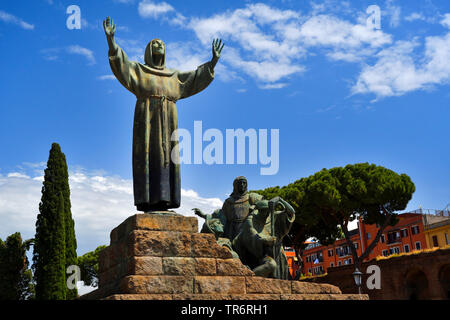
[302, 248, 450, 300]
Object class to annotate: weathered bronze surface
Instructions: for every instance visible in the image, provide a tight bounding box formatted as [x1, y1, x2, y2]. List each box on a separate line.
[221, 176, 263, 240]
[103, 17, 224, 212]
[233, 197, 295, 279]
[195, 177, 295, 279]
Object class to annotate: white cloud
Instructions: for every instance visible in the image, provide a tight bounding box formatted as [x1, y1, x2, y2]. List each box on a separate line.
[404, 12, 445, 25]
[138, 0, 175, 19]
[302, 15, 391, 48]
[165, 41, 208, 71]
[0, 10, 34, 30]
[187, 4, 306, 85]
[0, 166, 222, 256]
[259, 83, 288, 89]
[441, 13, 450, 29]
[127, 2, 450, 96]
[130, 2, 393, 87]
[384, 0, 401, 28]
[353, 32, 450, 98]
[221, 46, 304, 83]
[186, 4, 395, 85]
[405, 12, 426, 22]
[40, 48, 59, 61]
[41, 46, 96, 65]
[115, 37, 146, 62]
[97, 75, 116, 81]
[7, 172, 31, 179]
[66, 45, 96, 65]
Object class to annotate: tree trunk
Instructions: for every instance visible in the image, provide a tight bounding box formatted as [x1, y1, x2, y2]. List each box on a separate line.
[342, 211, 393, 271]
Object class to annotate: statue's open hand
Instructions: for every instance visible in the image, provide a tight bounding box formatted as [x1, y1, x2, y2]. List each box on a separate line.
[103, 16, 116, 38]
[211, 38, 224, 67]
[192, 208, 205, 218]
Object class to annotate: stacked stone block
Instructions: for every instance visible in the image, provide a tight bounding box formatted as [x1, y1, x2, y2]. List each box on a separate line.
[81, 213, 367, 300]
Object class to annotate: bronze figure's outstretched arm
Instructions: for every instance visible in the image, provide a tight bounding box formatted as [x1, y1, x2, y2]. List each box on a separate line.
[192, 208, 207, 219]
[103, 16, 118, 54]
[211, 38, 224, 69]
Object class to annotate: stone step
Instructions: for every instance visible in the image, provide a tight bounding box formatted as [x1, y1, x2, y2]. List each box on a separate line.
[110, 213, 198, 244]
[99, 231, 233, 272]
[102, 293, 368, 300]
[113, 275, 344, 296]
[98, 257, 254, 287]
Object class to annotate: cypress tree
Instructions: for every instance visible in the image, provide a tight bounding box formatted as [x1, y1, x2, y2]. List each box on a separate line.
[0, 233, 34, 300]
[32, 143, 78, 299]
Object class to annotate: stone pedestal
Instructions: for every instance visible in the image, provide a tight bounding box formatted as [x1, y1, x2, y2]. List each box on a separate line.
[81, 213, 368, 300]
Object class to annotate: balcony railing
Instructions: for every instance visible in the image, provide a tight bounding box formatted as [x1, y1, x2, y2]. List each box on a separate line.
[410, 208, 450, 216]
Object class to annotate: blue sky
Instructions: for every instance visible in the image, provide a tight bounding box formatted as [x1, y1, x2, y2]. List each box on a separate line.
[0, 0, 449, 258]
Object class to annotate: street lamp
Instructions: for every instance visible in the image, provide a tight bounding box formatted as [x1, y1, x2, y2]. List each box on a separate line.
[352, 268, 363, 295]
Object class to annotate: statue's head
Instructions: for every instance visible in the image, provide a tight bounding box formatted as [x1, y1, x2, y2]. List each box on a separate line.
[145, 38, 166, 69]
[232, 176, 248, 197]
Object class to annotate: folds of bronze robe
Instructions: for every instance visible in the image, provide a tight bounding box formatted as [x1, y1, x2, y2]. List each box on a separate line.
[109, 42, 214, 211]
[232, 206, 295, 279]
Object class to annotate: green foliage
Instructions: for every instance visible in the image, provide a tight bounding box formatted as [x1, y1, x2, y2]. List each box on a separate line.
[0, 233, 34, 300]
[32, 143, 78, 300]
[253, 180, 342, 247]
[77, 245, 107, 287]
[253, 163, 415, 249]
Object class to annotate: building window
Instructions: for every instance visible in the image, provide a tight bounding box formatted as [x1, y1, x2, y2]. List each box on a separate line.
[348, 258, 352, 264]
[330, 262, 334, 267]
[338, 261, 342, 266]
[312, 266, 324, 275]
[306, 256, 310, 263]
[446, 233, 449, 245]
[380, 234, 385, 243]
[367, 232, 371, 240]
[415, 241, 421, 250]
[311, 251, 324, 263]
[308, 268, 311, 274]
[382, 249, 388, 256]
[404, 244, 410, 253]
[411, 225, 420, 235]
[432, 235, 439, 247]
[353, 242, 358, 250]
[389, 247, 400, 255]
[336, 245, 352, 257]
[401, 229, 408, 238]
[328, 249, 333, 257]
[387, 231, 401, 244]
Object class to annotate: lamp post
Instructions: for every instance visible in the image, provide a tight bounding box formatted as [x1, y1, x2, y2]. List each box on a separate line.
[352, 268, 363, 295]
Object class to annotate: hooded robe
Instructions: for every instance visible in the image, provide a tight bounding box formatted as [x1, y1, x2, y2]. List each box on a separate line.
[108, 40, 215, 211]
[221, 176, 263, 241]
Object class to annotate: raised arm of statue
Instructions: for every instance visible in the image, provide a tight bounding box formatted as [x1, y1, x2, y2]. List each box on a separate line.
[103, 16, 140, 95]
[103, 17, 118, 54]
[192, 208, 207, 220]
[211, 38, 224, 69]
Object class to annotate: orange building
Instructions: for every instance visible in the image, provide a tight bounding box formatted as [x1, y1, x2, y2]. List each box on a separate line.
[360, 213, 427, 260]
[285, 241, 314, 278]
[289, 211, 435, 277]
[301, 229, 363, 276]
